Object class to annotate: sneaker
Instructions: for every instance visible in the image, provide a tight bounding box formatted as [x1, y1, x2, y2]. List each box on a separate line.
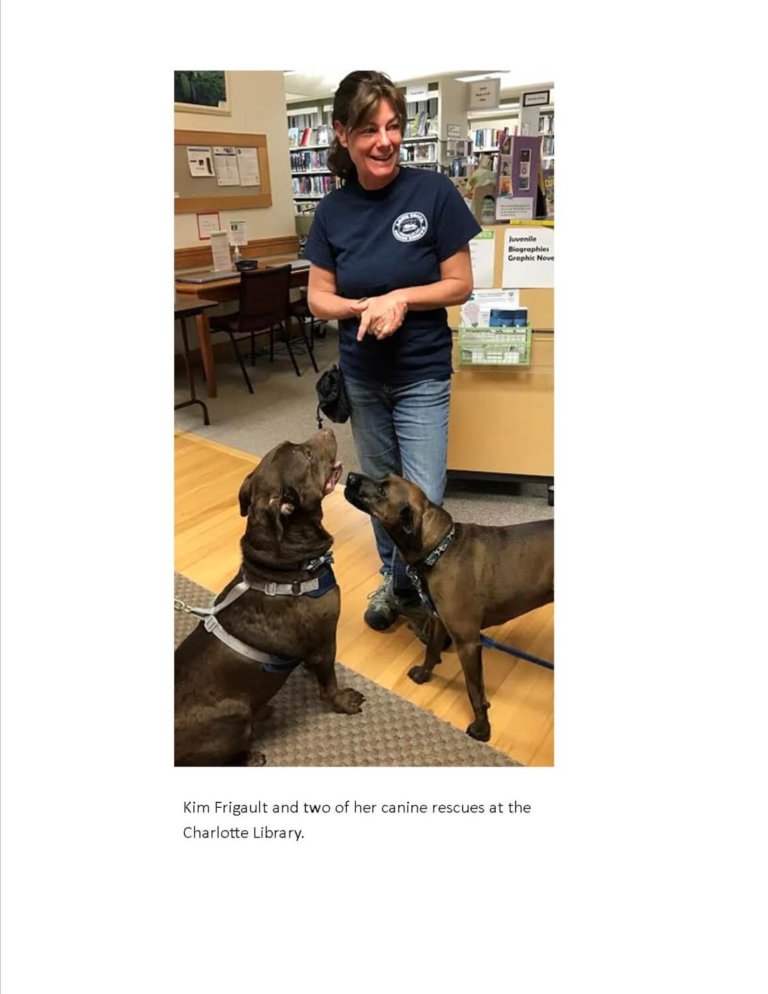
[364, 578, 399, 631]
[394, 597, 453, 650]
[388, 589, 432, 644]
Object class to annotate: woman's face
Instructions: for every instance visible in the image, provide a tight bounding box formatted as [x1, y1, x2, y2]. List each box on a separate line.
[335, 98, 402, 190]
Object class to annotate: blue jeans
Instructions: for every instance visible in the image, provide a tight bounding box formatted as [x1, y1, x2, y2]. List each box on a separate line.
[344, 375, 451, 596]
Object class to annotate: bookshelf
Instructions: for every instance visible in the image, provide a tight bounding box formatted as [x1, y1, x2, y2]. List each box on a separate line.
[464, 90, 554, 216]
[537, 108, 555, 168]
[286, 99, 339, 216]
[286, 76, 470, 214]
[397, 77, 469, 172]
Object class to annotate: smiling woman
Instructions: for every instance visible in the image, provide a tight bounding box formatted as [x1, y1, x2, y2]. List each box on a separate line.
[303, 69, 482, 637]
[332, 92, 405, 191]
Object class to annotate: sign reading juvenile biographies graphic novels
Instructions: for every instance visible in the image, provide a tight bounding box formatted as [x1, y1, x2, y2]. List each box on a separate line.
[502, 226, 554, 289]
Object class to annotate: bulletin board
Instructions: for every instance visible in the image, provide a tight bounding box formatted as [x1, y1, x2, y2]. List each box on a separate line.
[174, 129, 272, 214]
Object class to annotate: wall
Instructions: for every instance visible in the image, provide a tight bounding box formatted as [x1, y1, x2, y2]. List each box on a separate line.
[174, 71, 295, 249]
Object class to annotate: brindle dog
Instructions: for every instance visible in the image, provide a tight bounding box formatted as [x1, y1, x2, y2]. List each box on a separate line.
[175, 429, 363, 766]
[345, 472, 553, 741]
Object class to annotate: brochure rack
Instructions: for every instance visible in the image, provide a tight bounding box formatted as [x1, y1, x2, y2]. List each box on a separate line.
[458, 325, 532, 367]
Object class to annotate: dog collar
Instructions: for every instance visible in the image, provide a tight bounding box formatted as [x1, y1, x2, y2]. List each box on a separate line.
[403, 527, 455, 617]
[420, 527, 456, 569]
[244, 550, 335, 575]
[247, 562, 337, 598]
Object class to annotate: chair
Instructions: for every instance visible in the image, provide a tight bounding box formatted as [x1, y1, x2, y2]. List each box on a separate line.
[208, 266, 318, 393]
[289, 289, 324, 346]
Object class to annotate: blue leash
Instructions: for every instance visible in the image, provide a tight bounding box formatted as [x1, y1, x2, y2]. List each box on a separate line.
[405, 560, 554, 672]
[480, 635, 554, 671]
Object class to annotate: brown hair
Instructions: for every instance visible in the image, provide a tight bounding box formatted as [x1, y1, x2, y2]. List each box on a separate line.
[327, 70, 407, 182]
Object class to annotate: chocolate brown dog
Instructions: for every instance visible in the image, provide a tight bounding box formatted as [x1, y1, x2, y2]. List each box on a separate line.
[344, 472, 553, 741]
[175, 428, 363, 766]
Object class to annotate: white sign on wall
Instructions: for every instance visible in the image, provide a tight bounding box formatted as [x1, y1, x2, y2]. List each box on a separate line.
[468, 230, 495, 288]
[502, 227, 554, 288]
[406, 83, 429, 103]
[468, 78, 501, 110]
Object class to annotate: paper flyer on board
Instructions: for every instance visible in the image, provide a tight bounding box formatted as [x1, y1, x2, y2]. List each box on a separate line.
[186, 146, 214, 177]
[213, 146, 240, 186]
[235, 147, 260, 186]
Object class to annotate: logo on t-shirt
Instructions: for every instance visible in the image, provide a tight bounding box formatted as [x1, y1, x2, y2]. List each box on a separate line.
[392, 211, 428, 243]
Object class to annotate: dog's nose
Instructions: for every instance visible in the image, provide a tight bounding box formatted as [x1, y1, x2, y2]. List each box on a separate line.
[345, 472, 361, 491]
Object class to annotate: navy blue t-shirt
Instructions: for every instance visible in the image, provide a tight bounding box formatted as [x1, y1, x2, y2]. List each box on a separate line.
[304, 167, 481, 385]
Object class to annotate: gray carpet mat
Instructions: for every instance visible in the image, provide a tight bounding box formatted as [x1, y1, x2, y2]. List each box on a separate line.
[175, 573, 520, 767]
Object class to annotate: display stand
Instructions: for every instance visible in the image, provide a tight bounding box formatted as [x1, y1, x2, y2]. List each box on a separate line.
[447, 223, 553, 480]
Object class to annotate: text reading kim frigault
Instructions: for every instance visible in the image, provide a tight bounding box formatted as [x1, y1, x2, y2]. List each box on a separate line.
[181, 798, 533, 843]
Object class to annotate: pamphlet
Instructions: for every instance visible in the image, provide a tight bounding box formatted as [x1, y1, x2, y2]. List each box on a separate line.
[460, 289, 522, 327]
[235, 147, 260, 187]
[213, 146, 240, 186]
[228, 220, 247, 246]
[209, 230, 232, 272]
[186, 146, 214, 177]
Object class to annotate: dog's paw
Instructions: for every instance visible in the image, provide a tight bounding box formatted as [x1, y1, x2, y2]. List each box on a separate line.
[246, 750, 267, 767]
[466, 719, 491, 742]
[332, 687, 364, 714]
[408, 664, 432, 684]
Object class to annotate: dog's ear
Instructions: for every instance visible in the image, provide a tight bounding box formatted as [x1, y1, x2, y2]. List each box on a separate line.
[265, 486, 299, 541]
[269, 486, 298, 519]
[238, 470, 257, 516]
[398, 504, 421, 543]
[399, 504, 415, 534]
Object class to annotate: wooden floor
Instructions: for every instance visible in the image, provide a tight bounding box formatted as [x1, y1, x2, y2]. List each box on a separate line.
[175, 431, 554, 766]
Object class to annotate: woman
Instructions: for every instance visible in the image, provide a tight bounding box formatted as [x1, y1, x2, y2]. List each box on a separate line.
[305, 70, 481, 633]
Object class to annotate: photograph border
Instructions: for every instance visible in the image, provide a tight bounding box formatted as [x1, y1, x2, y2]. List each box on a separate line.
[174, 71, 231, 116]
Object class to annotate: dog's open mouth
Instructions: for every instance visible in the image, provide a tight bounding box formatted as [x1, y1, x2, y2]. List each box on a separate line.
[323, 460, 343, 495]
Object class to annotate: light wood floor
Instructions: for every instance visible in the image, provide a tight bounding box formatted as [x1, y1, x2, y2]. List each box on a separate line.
[175, 431, 554, 765]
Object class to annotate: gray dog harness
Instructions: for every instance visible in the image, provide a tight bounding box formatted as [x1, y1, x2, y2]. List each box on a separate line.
[175, 553, 336, 671]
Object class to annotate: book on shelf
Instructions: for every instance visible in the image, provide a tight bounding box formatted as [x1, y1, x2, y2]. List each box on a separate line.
[538, 112, 554, 134]
[541, 165, 554, 219]
[414, 142, 436, 162]
[292, 174, 340, 197]
[290, 148, 329, 172]
[473, 127, 510, 151]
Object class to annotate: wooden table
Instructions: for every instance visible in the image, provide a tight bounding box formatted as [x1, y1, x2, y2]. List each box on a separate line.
[174, 256, 310, 397]
[174, 297, 220, 423]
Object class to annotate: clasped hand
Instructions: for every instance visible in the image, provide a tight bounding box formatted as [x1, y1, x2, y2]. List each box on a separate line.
[351, 293, 408, 342]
